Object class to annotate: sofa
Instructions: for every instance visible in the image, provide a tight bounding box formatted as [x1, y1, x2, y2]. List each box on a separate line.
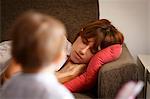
[0, 0, 143, 98]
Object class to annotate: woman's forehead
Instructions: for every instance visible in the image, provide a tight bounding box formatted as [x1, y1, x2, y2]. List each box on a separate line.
[84, 38, 95, 47]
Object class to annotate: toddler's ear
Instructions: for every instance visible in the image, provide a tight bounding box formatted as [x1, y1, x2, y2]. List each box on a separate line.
[3, 59, 21, 79]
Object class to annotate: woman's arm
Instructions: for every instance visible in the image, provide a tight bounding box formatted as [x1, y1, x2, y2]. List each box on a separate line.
[55, 61, 87, 84]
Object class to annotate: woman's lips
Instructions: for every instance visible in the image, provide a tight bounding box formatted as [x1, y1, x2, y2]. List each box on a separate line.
[74, 51, 82, 61]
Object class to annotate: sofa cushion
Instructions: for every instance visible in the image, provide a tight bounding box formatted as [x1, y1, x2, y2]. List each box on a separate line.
[0, 41, 12, 75]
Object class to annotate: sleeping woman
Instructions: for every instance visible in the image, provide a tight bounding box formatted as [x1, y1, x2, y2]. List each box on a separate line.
[0, 19, 124, 92]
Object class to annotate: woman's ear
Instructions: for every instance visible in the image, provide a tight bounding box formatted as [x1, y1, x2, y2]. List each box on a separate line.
[98, 45, 101, 51]
[80, 28, 84, 31]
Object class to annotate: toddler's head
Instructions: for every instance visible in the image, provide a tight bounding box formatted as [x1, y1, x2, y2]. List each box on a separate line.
[9, 10, 66, 72]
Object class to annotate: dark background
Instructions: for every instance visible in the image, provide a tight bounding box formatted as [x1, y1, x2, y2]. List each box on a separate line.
[0, 0, 99, 43]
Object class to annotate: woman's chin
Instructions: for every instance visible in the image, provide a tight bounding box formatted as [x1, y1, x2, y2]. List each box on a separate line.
[71, 60, 80, 64]
[70, 57, 80, 64]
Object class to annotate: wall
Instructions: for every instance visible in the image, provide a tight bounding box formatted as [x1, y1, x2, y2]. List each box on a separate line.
[0, 0, 1, 41]
[148, 0, 150, 53]
[99, 0, 149, 59]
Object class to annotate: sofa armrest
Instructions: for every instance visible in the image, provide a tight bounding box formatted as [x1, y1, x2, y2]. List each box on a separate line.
[97, 44, 141, 99]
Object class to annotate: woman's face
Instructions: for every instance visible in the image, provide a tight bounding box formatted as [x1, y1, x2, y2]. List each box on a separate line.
[70, 36, 95, 64]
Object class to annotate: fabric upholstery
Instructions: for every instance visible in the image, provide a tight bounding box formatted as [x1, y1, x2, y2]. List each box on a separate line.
[0, 0, 99, 43]
[73, 93, 95, 99]
[0, 41, 12, 76]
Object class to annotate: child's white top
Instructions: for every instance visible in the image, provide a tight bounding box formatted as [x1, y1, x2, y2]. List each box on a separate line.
[1, 71, 74, 99]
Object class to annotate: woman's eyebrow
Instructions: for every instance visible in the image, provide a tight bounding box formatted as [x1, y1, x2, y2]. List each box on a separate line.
[87, 39, 95, 42]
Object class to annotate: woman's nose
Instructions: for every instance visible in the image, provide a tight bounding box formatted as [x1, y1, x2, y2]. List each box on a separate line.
[79, 46, 90, 55]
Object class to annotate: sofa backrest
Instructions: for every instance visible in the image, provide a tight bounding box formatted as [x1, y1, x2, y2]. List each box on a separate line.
[0, 0, 99, 43]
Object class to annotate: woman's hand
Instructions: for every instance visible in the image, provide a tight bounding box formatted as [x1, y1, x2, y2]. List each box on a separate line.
[56, 61, 87, 83]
